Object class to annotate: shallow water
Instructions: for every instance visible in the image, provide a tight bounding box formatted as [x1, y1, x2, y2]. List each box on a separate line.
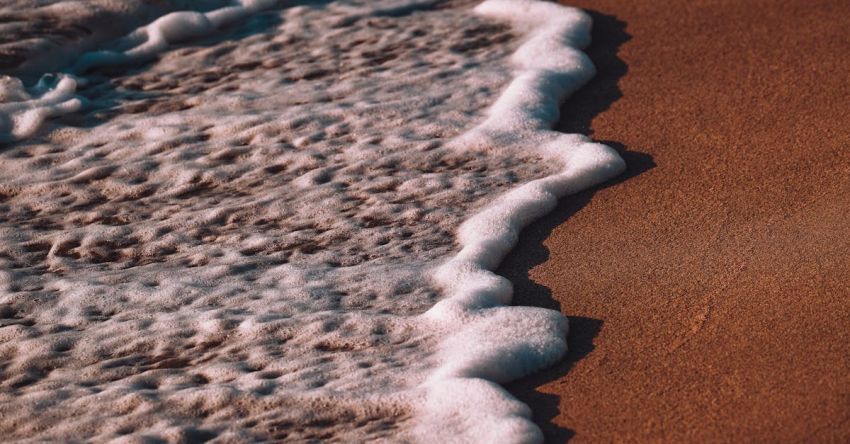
[0, 0, 626, 442]
[0, 1, 564, 441]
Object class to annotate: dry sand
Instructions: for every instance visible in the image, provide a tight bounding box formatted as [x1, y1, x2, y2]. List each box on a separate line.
[503, 0, 850, 442]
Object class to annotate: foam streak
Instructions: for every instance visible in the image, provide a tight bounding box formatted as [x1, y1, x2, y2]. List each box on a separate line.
[0, 0, 275, 144]
[71, 0, 277, 74]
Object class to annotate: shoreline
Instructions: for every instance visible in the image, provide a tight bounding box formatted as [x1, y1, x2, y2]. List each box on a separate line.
[504, 0, 850, 441]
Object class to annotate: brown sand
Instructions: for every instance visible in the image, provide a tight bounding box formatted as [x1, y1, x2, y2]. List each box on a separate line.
[501, 0, 850, 442]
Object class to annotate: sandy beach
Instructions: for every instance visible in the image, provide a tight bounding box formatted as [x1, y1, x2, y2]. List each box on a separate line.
[1, 0, 846, 441]
[503, 0, 850, 441]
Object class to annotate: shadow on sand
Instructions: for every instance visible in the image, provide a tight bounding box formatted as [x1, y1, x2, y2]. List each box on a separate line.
[497, 11, 654, 443]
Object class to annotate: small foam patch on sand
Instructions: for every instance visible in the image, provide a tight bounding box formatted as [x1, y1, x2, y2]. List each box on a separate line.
[0, 74, 82, 142]
[0, 0, 623, 442]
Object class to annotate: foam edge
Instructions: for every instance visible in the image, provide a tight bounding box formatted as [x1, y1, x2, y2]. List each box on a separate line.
[413, 1, 626, 442]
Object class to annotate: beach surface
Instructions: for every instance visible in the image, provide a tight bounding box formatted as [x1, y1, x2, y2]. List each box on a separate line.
[504, 0, 850, 441]
[1, 0, 847, 441]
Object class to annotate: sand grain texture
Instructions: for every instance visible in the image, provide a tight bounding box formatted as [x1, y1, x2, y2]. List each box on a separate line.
[504, 0, 850, 442]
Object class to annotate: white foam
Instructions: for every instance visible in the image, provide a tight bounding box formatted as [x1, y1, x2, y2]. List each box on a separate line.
[0, 0, 274, 143]
[0, 1, 624, 441]
[71, 0, 277, 73]
[0, 2, 528, 440]
[0, 1, 239, 78]
[0, 74, 82, 143]
[414, 1, 625, 442]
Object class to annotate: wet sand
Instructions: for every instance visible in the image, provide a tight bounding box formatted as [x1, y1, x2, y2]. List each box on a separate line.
[502, 0, 850, 441]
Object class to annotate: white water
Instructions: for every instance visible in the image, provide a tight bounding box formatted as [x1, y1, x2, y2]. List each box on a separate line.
[0, 74, 82, 143]
[0, 0, 623, 442]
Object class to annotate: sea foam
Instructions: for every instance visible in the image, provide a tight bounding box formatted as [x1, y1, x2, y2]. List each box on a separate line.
[70, 0, 276, 74]
[415, 1, 624, 441]
[0, 74, 82, 143]
[0, 0, 623, 442]
[0, 0, 275, 144]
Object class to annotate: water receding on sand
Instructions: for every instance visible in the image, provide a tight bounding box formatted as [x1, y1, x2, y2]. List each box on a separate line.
[0, 0, 622, 441]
